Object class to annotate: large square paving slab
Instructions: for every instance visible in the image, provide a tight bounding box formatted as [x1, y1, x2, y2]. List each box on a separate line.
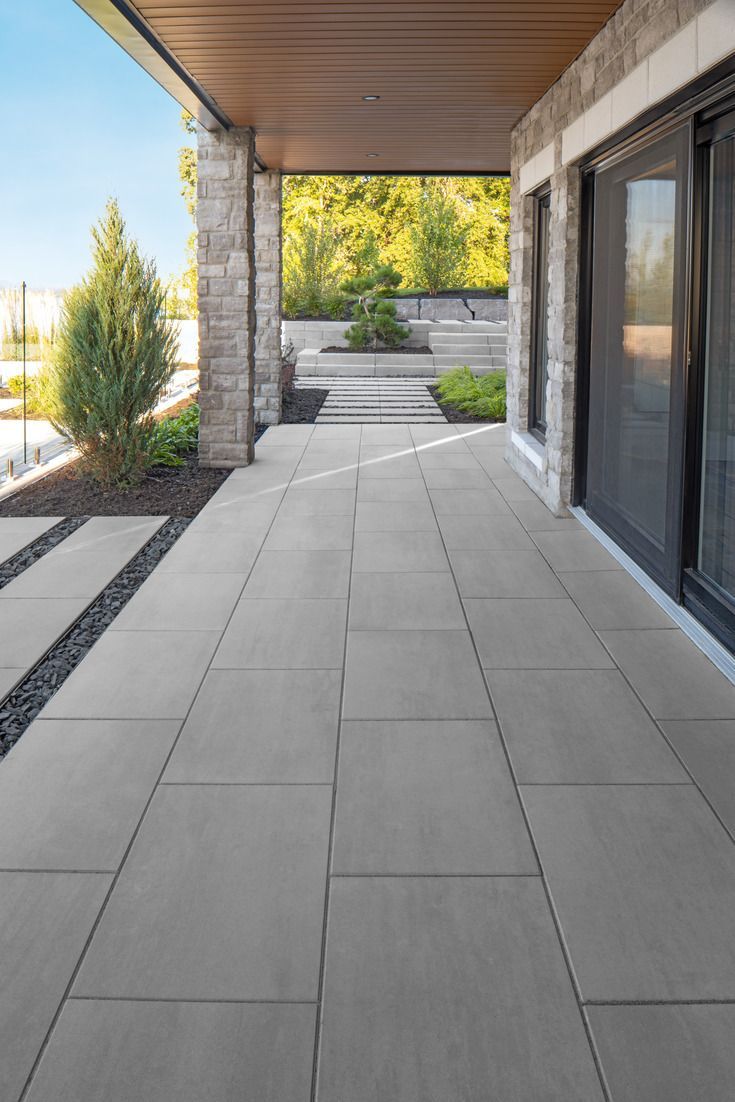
[26, 1000, 316, 1102]
[349, 572, 464, 630]
[213, 598, 347, 669]
[600, 629, 735, 719]
[587, 1004, 735, 1102]
[74, 785, 332, 1001]
[109, 573, 246, 632]
[466, 598, 613, 669]
[450, 548, 566, 598]
[164, 668, 341, 783]
[522, 785, 735, 1000]
[488, 670, 686, 783]
[316, 877, 603, 1102]
[0, 598, 88, 667]
[43, 630, 220, 719]
[332, 720, 536, 874]
[0, 719, 180, 871]
[343, 630, 491, 720]
[243, 549, 350, 598]
[661, 719, 735, 834]
[0, 871, 111, 1102]
[352, 530, 449, 573]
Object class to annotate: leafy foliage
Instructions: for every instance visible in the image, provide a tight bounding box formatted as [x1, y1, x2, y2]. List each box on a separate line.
[434, 367, 507, 420]
[149, 403, 199, 467]
[168, 112, 198, 320]
[46, 200, 178, 487]
[5, 371, 51, 416]
[408, 182, 469, 294]
[282, 175, 510, 316]
[283, 215, 345, 318]
[341, 265, 409, 351]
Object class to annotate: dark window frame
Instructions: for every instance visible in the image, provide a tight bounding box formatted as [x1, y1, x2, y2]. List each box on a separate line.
[529, 185, 552, 440]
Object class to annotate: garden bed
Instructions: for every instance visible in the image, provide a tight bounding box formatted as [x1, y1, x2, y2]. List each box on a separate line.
[282, 385, 328, 422]
[429, 386, 503, 423]
[0, 452, 239, 518]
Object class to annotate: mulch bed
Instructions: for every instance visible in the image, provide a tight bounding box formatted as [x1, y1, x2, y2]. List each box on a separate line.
[0, 454, 235, 518]
[282, 385, 328, 422]
[428, 386, 504, 424]
[321, 345, 432, 355]
[0, 385, 327, 517]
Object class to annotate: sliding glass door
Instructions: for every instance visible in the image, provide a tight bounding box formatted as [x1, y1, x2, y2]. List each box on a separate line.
[585, 126, 690, 595]
[684, 108, 735, 645]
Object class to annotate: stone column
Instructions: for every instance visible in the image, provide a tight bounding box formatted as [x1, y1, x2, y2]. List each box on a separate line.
[254, 170, 283, 425]
[196, 125, 256, 467]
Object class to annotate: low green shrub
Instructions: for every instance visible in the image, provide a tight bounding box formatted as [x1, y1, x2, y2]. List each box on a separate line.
[434, 367, 506, 420]
[149, 403, 199, 468]
[5, 372, 51, 417]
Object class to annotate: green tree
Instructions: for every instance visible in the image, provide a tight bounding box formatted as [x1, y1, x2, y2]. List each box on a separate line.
[342, 264, 409, 351]
[46, 200, 178, 487]
[408, 182, 469, 294]
[282, 213, 345, 317]
[171, 111, 198, 319]
[281, 174, 510, 313]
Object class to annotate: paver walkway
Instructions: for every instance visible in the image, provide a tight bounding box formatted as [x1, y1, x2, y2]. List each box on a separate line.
[3, 420, 735, 1100]
[296, 375, 446, 422]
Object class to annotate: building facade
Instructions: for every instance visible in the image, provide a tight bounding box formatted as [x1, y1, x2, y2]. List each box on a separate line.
[506, 0, 735, 650]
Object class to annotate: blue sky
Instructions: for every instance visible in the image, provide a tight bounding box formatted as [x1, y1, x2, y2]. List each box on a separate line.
[0, 1, 193, 289]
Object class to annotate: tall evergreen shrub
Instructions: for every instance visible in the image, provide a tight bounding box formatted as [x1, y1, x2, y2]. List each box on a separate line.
[47, 200, 177, 487]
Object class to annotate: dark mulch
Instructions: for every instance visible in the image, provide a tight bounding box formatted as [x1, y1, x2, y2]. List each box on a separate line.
[281, 385, 328, 422]
[0, 453, 233, 518]
[1, 387, 325, 518]
[428, 386, 504, 424]
[321, 345, 432, 355]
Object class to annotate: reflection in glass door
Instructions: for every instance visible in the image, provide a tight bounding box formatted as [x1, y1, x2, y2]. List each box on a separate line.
[692, 120, 735, 634]
[585, 126, 689, 594]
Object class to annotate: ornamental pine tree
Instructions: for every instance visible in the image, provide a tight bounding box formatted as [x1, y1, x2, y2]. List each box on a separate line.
[341, 264, 409, 351]
[47, 200, 178, 487]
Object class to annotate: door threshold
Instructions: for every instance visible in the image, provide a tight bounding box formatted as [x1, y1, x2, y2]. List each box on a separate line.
[569, 506, 735, 686]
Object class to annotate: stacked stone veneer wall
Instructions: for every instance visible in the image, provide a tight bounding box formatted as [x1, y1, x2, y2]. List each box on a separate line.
[197, 125, 256, 467]
[254, 171, 282, 425]
[507, 0, 734, 512]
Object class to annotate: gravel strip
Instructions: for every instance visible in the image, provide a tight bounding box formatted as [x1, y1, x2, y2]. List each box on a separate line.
[0, 517, 190, 757]
[0, 517, 89, 588]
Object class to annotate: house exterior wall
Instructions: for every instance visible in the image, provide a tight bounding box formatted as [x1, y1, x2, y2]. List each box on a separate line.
[196, 125, 256, 467]
[506, 0, 735, 513]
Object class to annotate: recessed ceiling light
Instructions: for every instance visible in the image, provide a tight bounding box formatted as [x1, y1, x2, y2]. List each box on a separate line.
[362, 95, 380, 101]
[366, 152, 380, 158]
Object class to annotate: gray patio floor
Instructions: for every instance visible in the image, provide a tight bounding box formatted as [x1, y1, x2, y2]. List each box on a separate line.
[3, 420, 735, 1100]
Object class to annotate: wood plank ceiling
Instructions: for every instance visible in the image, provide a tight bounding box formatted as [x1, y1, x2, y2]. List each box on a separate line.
[133, 1, 624, 172]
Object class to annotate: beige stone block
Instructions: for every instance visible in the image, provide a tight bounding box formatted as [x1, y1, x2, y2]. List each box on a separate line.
[698, 0, 735, 72]
[611, 61, 649, 130]
[648, 21, 697, 104]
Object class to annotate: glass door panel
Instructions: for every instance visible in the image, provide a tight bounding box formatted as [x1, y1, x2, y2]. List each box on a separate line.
[696, 131, 735, 606]
[585, 126, 689, 594]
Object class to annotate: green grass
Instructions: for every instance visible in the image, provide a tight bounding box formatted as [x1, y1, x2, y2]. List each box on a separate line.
[434, 367, 506, 420]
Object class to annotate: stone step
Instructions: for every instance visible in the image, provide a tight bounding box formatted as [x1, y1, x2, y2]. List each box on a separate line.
[430, 343, 496, 356]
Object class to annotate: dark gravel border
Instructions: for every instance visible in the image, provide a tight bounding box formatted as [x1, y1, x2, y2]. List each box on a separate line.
[0, 517, 89, 588]
[0, 517, 190, 757]
[281, 386, 328, 423]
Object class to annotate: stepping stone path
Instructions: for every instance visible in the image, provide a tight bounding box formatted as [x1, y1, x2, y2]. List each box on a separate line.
[296, 376, 446, 423]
